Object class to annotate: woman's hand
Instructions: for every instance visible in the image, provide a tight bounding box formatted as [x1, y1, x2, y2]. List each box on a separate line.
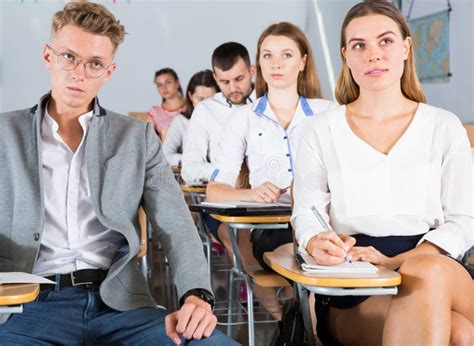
[349, 246, 400, 269]
[249, 182, 282, 203]
[306, 231, 356, 265]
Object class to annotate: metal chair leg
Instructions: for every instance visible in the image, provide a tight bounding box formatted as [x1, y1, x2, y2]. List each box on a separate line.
[245, 275, 255, 346]
[297, 283, 316, 346]
[226, 268, 235, 337]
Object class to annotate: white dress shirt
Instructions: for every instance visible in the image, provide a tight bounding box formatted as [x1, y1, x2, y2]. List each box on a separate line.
[292, 104, 473, 259]
[211, 95, 336, 201]
[181, 91, 255, 184]
[163, 114, 190, 167]
[32, 108, 126, 276]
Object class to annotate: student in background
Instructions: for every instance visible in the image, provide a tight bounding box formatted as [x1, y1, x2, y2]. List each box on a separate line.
[148, 67, 186, 139]
[163, 69, 219, 167]
[181, 42, 255, 185]
[206, 22, 336, 319]
[181, 42, 255, 248]
[292, 1, 473, 344]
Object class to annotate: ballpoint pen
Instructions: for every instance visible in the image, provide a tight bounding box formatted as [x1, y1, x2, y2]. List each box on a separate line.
[295, 253, 306, 270]
[310, 205, 352, 263]
[279, 185, 291, 194]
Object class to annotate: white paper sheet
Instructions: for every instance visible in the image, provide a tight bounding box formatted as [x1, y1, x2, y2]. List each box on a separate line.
[0, 272, 56, 285]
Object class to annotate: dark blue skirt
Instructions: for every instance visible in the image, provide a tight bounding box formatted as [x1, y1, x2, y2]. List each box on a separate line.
[315, 233, 473, 345]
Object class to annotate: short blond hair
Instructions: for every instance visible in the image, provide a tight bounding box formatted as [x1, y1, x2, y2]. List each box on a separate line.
[335, 0, 425, 104]
[51, 1, 126, 53]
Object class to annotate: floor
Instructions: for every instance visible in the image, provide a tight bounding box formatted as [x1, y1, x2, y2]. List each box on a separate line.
[148, 239, 282, 346]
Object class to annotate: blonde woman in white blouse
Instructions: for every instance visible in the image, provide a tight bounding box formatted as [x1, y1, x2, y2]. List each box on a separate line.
[163, 70, 219, 167]
[207, 22, 336, 320]
[292, 2, 473, 345]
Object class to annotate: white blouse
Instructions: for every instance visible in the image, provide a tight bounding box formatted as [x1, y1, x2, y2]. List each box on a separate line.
[181, 92, 255, 184]
[212, 95, 336, 200]
[292, 104, 473, 259]
[163, 114, 189, 167]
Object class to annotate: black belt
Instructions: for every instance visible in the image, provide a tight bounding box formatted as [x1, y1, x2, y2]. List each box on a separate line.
[41, 269, 108, 290]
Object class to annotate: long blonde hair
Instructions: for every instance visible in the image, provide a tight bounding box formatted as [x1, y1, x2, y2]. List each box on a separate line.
[335, 1, 425, 104]
[255, 22, 322, 99]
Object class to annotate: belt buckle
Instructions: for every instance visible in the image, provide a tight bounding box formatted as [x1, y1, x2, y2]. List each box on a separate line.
[70, 272, 94, 286]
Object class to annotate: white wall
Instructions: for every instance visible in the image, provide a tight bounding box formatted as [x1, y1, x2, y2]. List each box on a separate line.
[1, 0, 472, 123]
[0, 0, 308, 115]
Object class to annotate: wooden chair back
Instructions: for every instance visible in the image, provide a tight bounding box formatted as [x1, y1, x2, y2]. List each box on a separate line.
[137, 207, 147, 258]
[464, 124, 474, 147]
[128, 112, 149, 122]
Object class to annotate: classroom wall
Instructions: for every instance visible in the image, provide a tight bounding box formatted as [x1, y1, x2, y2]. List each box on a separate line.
[0, 0, 472, 123]
[400, 0, 474, 124]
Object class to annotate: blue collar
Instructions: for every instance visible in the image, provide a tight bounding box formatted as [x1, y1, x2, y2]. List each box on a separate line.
[252, 94, 314, 117]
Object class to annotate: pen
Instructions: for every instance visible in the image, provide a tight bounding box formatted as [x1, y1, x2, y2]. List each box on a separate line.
[310, 205, 352, 263]
[279, 185, 291, 194]
[295, 253, 306, 270]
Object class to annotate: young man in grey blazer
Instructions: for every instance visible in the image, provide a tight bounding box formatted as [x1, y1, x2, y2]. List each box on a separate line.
[0, 2, 236, 345]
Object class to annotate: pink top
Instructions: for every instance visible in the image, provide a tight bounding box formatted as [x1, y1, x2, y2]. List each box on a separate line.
[148, 105, 186, 134]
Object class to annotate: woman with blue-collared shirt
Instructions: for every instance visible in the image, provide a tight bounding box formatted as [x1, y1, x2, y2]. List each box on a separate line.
[292, 2, 473, 345]
[206, 22, 336, 274]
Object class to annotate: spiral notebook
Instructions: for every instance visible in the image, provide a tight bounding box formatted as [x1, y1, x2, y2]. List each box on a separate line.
[298, 253, 378, 273]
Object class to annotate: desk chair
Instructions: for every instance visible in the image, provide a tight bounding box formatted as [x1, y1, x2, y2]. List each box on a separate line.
[464, 124, 474, 147]
[171, 166, 182, 184]
[264, 243, 401, 345]
[180, 185, 214, 273]
[128, 111, 149, 122]
[210, 214, 292, 346]
[138, 206, 178, 310]
[138, 207, 149, 279]
[129, 112, 166, 142]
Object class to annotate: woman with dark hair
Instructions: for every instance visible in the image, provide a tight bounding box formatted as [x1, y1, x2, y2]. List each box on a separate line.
[292, 1, 473, 344]
[163, 70, 219, 167]
[148, 67, 186, 138]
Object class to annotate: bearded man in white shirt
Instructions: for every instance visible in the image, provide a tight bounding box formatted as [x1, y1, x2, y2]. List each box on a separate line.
[181, 42, 255, 185]
[181, 42, 256, 248]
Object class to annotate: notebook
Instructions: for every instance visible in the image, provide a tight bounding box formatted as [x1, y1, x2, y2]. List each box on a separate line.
[190, 201, 291, 216]
[298, 253, 378, 273]
[0, 272, 55, 285]
[200, 201, 291, 208]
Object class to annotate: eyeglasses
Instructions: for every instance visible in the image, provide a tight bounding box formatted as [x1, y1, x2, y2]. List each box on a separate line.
[47, 44, 112, 78]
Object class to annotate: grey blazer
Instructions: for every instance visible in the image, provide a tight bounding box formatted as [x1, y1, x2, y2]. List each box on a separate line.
[0, 93, 212, 312]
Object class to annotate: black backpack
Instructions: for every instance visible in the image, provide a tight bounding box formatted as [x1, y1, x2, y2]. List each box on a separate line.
[274, 298, 308, 346]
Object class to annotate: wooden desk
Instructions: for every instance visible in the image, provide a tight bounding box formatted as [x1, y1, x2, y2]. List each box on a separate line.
[180, 185, 206, 194]
[211, 214, 291, 224]
[0, 283, 40, 314]
[264, 246, 401, 345]
[264, 250, 401, 289]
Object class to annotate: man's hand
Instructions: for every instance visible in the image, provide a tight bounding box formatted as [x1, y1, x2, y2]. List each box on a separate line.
[165, 295, 217, 345]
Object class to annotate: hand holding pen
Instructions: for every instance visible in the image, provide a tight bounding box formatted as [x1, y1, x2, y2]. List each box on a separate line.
[305, 206, 356, 265]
